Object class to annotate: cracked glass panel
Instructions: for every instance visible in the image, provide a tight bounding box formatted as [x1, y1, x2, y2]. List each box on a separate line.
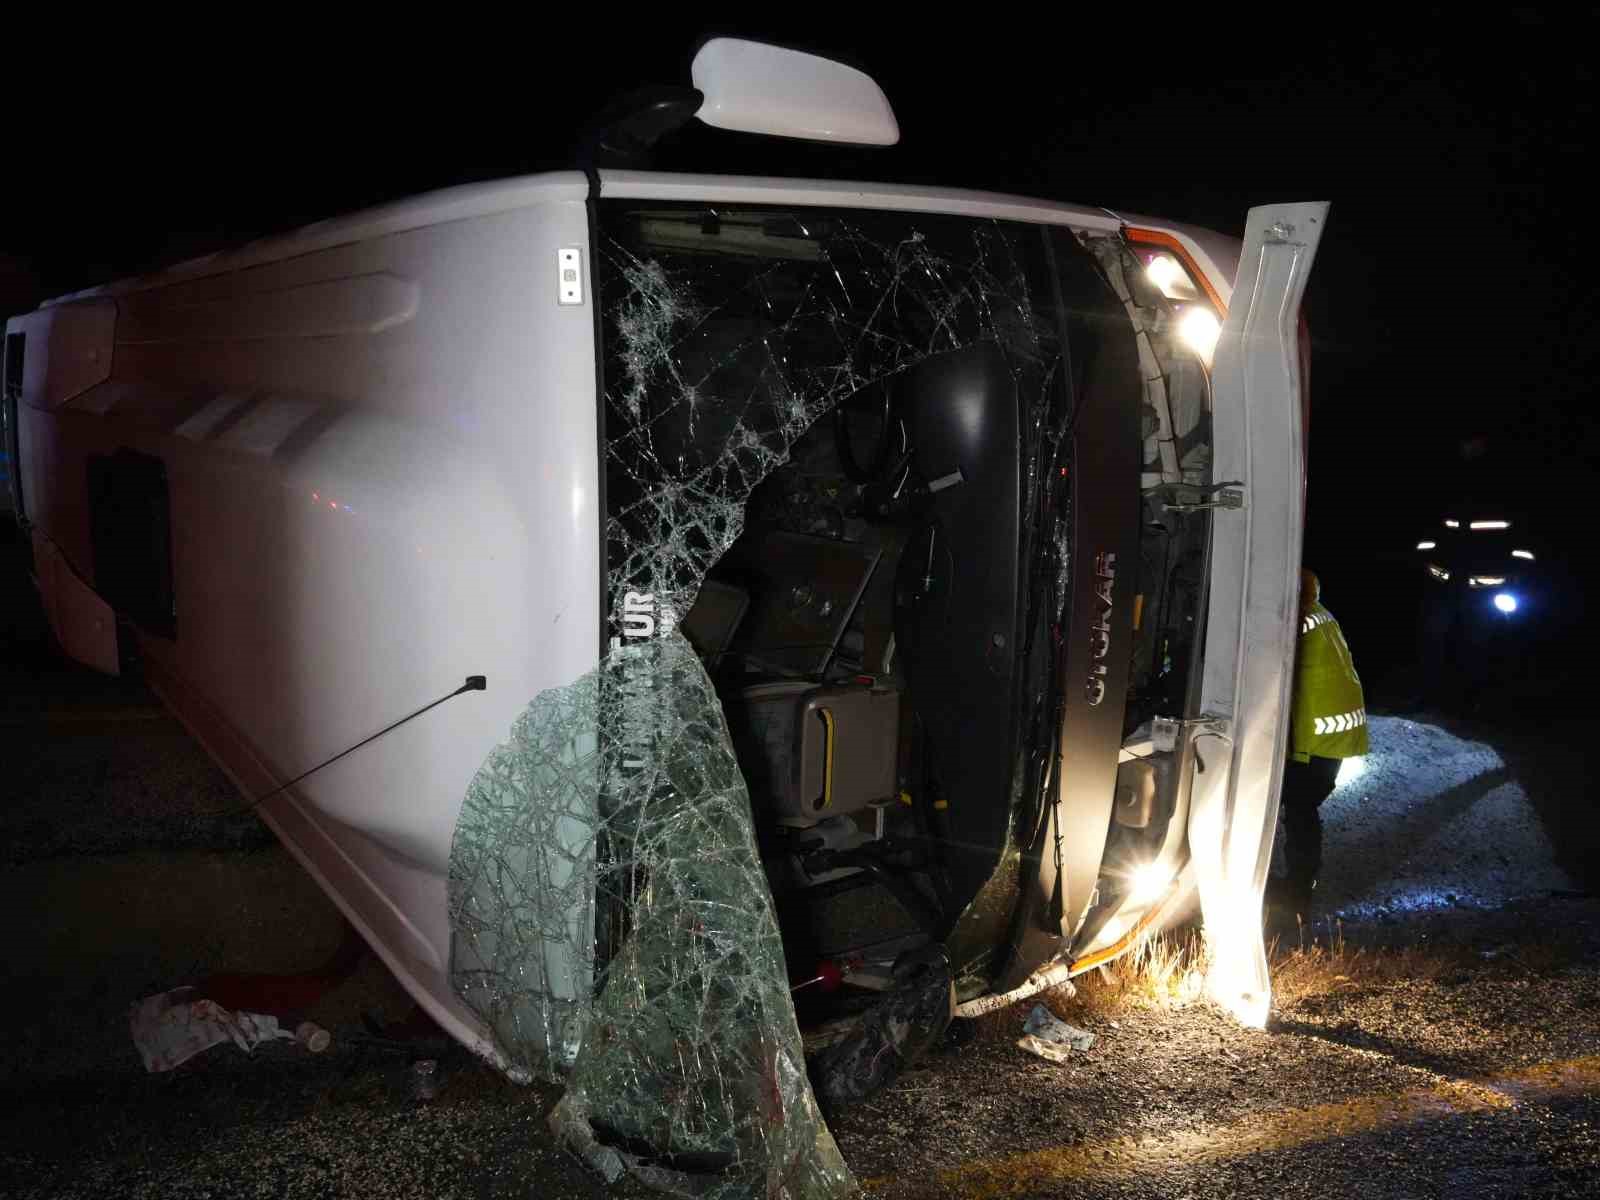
[451, 203, 1088, 1197]
[602, 210, 1058, 626]
[451, 633, 850, 1196]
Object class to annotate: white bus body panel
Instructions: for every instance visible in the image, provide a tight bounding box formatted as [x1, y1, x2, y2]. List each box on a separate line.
[11, 166, 1282, 1053]
[10, 174, 600, 1056]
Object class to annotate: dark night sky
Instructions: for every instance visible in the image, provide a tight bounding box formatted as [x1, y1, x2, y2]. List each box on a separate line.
[3, 16, 1591, 627]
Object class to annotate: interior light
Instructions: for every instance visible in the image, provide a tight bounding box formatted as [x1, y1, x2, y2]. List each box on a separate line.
[1470, 520, 1509, 530]
[1144, 254, 1199, 301]
[1444, 520, 1460, 528]
[1416, 541, 1436, 550]
[1177, 307, 1221, 364]
[1493, 592, 1518, 614]
[1128, 861, 1174, 907]
[1512, 549, 1534, 560]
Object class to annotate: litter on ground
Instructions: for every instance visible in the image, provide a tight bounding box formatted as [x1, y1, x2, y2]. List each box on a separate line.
[129, 986, 329, 1072]
[1016, 1003, 1095, 1063]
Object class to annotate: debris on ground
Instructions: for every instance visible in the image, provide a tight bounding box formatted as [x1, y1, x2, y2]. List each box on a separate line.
[547, 1094, 627, 1186]
[1016, 1034, 1075, 1064]
[1015, 1003, 1095, 1064]
[814, 951, 955, 1111]
[409, 1058, 441, 1102]
[129, 986, 329, 1072]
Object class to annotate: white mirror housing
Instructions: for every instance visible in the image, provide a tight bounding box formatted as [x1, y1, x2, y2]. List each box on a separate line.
[690, 38, 900, 146]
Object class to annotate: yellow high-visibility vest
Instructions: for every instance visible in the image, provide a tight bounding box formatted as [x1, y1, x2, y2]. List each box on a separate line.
[1291, 602, 1368, 763]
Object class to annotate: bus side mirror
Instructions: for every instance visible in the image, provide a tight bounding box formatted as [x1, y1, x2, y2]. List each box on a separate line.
[691, 38, 899, 146]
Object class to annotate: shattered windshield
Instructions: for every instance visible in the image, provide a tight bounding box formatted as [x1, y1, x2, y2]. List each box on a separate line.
[600, 208, 1061, 628]
[449, 202, 1124, 1197]
[595, 205, 1087, 966]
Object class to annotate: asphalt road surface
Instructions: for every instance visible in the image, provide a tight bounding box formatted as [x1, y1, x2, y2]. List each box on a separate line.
[4, 529, 1597, 1199]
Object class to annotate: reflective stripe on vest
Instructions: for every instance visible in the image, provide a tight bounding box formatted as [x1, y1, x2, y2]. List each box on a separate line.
[1300, 610, 1332, 635]
[1312, 707, 1366, 736]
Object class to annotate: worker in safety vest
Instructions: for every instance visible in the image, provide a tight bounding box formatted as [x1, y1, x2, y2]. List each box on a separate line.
[1278, 570, 1369, 913]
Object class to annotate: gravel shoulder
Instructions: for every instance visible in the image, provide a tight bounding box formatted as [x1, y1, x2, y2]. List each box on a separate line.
[4, 523, 1597, 1199]
[6, 898, 1596, 1200]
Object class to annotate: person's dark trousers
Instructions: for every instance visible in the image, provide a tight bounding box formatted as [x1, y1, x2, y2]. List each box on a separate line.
[1416, 585, 1459, 708]
[1280, 755, 1341, 901]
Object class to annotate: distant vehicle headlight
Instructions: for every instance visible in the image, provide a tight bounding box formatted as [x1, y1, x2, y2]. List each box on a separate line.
[1416, 540, 1436, 550]
[1470, 519, 1510, 530]
[1468, 575, 1506, 588]
[1512, 549, 1535, 560]
[1493, 592, 1518, 614]
[1444, 519, 1460, 528]
[1428, 564, 1451, 582]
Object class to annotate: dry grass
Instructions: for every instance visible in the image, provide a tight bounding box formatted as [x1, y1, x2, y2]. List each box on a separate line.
[992, 919, 1472, 1031]
[968, 928, 1212, 1040]
[1268, 921, 1463, 1006]
[1055, 927, 1211, 1020]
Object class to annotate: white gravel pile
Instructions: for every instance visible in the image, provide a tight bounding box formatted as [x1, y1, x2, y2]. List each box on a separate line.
[1314, 717, 1573, 919]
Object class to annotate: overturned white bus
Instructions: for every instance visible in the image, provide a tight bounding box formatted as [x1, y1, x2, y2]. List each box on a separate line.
[4, 37, 1325, 1195]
